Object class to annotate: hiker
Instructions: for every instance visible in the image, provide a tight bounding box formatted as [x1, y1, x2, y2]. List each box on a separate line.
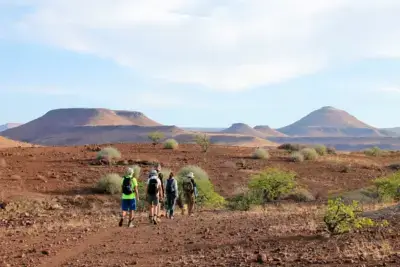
[146, 169, 163, 224]
[182, 172, 197, 216]
[155, 164, 165, 214]
[165, 172, 179, 219]
[119, 167, 139, 228]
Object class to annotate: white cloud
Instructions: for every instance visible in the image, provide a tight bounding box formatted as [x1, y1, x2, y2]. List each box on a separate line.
[3, 0, 400, 91]
[378, 87, 400, 93]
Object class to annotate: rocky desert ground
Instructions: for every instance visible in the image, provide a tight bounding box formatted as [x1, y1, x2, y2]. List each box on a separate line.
[1, 143, 400, 267]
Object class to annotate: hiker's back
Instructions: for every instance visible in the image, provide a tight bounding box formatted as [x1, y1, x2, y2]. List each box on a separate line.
[183, 178, 194, 194]
[147, 176, 159, 195]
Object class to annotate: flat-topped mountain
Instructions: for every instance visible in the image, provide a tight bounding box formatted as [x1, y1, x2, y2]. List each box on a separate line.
[277, 106, 388, 137]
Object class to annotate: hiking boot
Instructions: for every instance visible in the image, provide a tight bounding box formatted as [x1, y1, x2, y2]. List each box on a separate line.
[153, 217, 158, 225]
[128, 220, 134, 228]
[170, 216, 174, 220]
[119, 218, 124, 227]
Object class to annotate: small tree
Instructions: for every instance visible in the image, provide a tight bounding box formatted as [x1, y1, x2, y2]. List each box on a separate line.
[248, 168, 296, 203]
[148, 131, 165, 147]
[194, 133, 211, 153]
[323, 198, 375, 235]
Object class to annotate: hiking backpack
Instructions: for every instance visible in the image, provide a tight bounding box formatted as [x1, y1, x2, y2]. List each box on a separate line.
[166, 179, 175, 195]
[183, 178, 194, 193]
[122, 176, 133, 195]
[147, 177, 159, 195]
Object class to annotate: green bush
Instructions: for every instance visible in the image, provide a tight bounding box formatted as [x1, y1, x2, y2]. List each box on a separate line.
[252, 148, 269, 159]
[248, 168, 296, 202]
[290, 152, 304, 162]
[177, 165, 225, 208]
[226, 191, 261, 211]
[96, 147, 122, 163]
[373, 172, 400, 202]
[194, 134, 211, 152]
[323, 198, 375, 235]
[300, 148, 319, 161]
[364, 146, 382, 157]
[95, 173, 122, 194]
[148, 131, 165, 147]
[164, 139, 179, 150]
[314, 144, 327, 156]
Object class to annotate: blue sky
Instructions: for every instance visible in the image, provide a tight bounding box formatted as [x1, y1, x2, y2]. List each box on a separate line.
[1, 0, 400, 128]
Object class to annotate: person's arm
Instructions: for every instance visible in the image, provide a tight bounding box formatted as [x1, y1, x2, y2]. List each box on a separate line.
[134, 179, 139, 202]
[159, 173, 165, 195]
[174, 179, 179, 198]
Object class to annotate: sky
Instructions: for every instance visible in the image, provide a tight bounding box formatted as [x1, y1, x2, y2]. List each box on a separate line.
[1, 0, 400, 128]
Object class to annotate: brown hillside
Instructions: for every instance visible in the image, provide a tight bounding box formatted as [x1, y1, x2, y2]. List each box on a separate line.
[175, 133, 278, 147]
[1, 108, 162, 142]
[278, 106, 388, 137]
[221, 123, 266, 138]
[253, 125, 287, 137]
[0, 136, 31, 148]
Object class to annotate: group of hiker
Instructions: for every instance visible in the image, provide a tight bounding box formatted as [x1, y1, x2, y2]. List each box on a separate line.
[119, 164, 198, 227]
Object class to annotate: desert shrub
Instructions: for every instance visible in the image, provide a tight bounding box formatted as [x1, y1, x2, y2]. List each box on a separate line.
[388, 163, 400, 171]
[290, 152, 304, 162]
[323, 198, 375, 235]
[373, 172, 400, 202]
[95, 173, 122, 194]
[226, 191, 261, 211]
[364, 146, 382, 157]
[277, 143, 306, 152]
[96, 147, 121, 163]
[285, 188, 315, 202]
[177, 165, 225, 208]
[194, 134, 211, 152]
[300, 148, 319, 161]
[252, 148, 269, 160]
[248, 168, 296, 203]
[130, 165, 141, 178]
[148, 131, 165, 147]
[314, 144, 327, 156]
[327, 146, 337, 155]
[164, 139, 179, 150]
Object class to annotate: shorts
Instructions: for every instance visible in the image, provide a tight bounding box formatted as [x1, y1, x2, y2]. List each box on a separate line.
[147, 194, 159, 206]
[121, 198, 136, 211]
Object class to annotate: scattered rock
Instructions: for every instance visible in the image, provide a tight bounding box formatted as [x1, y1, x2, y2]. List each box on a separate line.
[256, 253, 267, 263]
[0, 158, 6, 168]
[41, 250, 50, 256]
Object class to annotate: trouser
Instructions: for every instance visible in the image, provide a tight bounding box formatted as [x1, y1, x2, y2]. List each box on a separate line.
[184, 192, 195, 215]
[166, 195, 177, 217]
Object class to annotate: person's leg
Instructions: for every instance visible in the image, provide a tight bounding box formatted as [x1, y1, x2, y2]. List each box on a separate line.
[120, 199, 128, 226]
[148, 196, 153, 223]
[128, 199, 136, 227]
[170, 197, 177, 218]
[153, 196, 160, 224]
[188, 194, 194, 215]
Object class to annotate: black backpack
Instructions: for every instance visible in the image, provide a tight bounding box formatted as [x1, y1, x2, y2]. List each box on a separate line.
[166, 178, 175, 194]
[122, 176, 133, 195]
[147, 177, 159, 195]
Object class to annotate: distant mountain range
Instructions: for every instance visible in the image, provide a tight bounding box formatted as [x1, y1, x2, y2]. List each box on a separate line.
[0, 123, 22, 132]
[1, 106, 400, 150]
